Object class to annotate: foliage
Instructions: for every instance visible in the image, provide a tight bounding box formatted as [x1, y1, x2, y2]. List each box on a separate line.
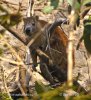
[50, 0, 59, 9]
[82, 0, 91, 6]
[0, 0, 91, 100]
[42, 6, 54, 14]
[34, 81, 91, 100]
[83, 16, 91, 53]
[0, 48, 3, 56]
[67, 0, 91, 53]
[72, 94, 91, 100]
[35, 81, 49, 94]
[35, 0, 91, 98]
[0, 5, 22, 27]
[0, 93, 12, 100]
[67, 0, 81, 11]
[42, 0, 61, 14]
[34, 82, 67, 100]
[17, 98, 24, 100]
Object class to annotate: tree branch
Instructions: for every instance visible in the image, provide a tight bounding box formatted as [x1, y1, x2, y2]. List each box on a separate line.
[1, 24, 29, 45]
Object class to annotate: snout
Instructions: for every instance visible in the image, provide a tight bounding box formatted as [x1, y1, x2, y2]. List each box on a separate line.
[24, 25, 37, 36]
[25, 27, 32, 36]
[25, 28, 31, 34]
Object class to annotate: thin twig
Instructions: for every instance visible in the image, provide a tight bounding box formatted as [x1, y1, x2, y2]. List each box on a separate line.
[0, 35, 29, 100]
[67, 10, 75, 87]
[0, 56, 23, 65]
[1, 65, 12, 100]
[5, 68, 18, 80]
[0, 25, 28, 45]
[17, 82, 27, 97]
[27, 22, 50, 47]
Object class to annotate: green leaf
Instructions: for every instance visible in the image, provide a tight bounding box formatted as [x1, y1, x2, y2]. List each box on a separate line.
[67, 0, 81, 11]
[0, 13, 22, 26]
[72, 94, 91, 100]
[67, 0, 73, 6]
[83, 18, 91, 53]
[0, 93, 12, 100]
[51, 95, 64, 100]
[17, 98, 23, 100]
[35, 81, 48, 94]
[74, 1, 81, 11]
[0, 48, 3, 56]
[50, 0, 59, 9]
[0, 14, 9, 24]
[82, 0, 91, 6]
[42, 6, 54, 14]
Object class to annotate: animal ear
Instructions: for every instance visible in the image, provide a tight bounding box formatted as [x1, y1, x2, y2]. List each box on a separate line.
[35, 16, 39, 21]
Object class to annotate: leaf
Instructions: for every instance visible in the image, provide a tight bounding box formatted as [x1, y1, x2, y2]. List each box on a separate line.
[0, 93, 12, 100]
[0, 48, 3, 56]
[83, 18, 91, 53]
[42, 6, 54, 14]
[52, 96, 64, 100]
[67, 0, 73, 6]
[0, 13, 22, 26]
[0, 5, 8, 13]
[35, 81, 48, 94]
[50, 0, 59, 9]
[82, 0, 91, 6]
[67, 0, 81, 11]
[72, 94, 91, 100]
[10, 13, 22, 26]
[74, 1, 81, 11]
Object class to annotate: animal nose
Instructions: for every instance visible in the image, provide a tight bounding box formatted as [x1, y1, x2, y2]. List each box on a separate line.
[25, 28, 31, 34]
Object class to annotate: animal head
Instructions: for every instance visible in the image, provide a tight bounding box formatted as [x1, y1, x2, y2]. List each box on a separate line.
[23, 16, 39, 36]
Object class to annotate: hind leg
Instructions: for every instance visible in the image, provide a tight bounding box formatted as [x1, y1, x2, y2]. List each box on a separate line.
[48, 65, 67, 82]
[40, 63, 55, 85]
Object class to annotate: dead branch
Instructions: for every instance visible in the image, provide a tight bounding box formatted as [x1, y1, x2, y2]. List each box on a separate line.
[76, 36, 83, 50]
[0, 56, 23, 65]
[67, 10, 75, 86]
[0, 25, 29, 45]
[1, 22, 46, 47]
[5, 68, 18, 80]
[1, 65, 12, 100]
[80, 7, 91, 19]
[17, 82, 28, 100]
[67, 31, 74, 86]
[1, 0, 20, 6]
[27, 22, 50, 47]
[0, 35, 28, 100]
[0, 34, 39, 100]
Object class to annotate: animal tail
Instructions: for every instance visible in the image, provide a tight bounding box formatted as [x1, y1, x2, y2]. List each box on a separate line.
[48, 18, 68, 36]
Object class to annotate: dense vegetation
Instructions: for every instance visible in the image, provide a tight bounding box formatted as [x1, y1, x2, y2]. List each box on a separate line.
[0, 0, 91, 100]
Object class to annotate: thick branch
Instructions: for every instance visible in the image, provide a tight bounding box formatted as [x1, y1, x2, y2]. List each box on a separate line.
[1, 24, 29, 45]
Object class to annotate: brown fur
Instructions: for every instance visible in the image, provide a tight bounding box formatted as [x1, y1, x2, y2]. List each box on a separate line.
[24, 17, 69, 84]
